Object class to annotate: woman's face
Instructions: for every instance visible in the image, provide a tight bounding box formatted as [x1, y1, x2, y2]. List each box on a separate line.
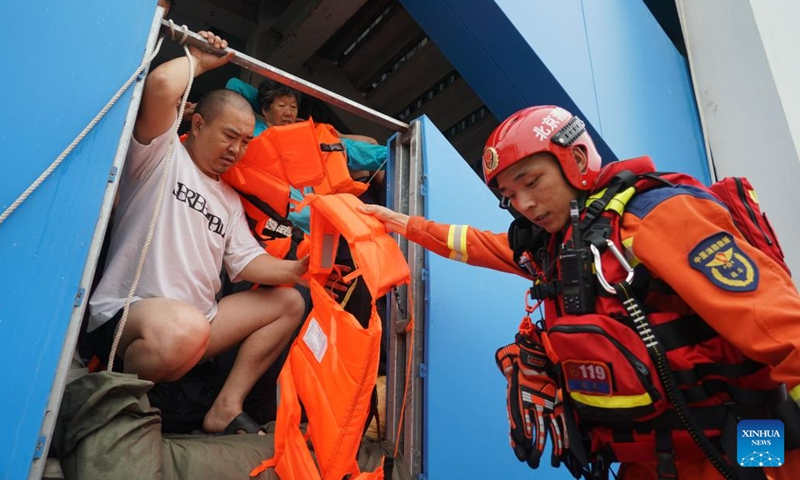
[262, 94, 298, 127]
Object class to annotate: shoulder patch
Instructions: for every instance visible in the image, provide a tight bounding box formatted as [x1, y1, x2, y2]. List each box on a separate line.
[689, 232, 758, 292]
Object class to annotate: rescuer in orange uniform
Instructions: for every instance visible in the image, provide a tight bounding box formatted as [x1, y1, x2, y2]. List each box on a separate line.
[360, 105, 800, 479]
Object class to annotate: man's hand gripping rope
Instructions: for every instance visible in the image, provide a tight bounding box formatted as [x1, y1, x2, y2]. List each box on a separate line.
[495, 329, 568, 469]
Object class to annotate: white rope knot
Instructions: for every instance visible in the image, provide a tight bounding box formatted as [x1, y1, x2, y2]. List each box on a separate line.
[168, 19, 189, 44]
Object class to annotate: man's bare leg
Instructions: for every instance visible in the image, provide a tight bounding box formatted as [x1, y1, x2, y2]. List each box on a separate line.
[118, 298, 211, 383]
[201, 286, 305, 434]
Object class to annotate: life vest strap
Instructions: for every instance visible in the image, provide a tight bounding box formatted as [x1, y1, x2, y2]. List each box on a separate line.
[340, 277, 359, 310]
[234, 187, 291, 224]
[320, 142, 345, 152]
[249, 457, 277, 477]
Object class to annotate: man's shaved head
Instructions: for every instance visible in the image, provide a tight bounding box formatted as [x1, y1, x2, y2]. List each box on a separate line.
[194, 89, 254, 125]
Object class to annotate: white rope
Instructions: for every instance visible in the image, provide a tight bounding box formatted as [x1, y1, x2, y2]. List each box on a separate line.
[108, 22, 195, 371]
[0, 36, 167, 226]
[365, 153, 390, 186]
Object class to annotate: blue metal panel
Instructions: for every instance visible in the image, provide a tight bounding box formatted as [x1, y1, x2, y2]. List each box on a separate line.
[398, 0, 616, 164]
[400, 0, 710, 182]
[0, 1, 154, 478]
[580, 1, 709, 182]
[418, 116, 573, 479]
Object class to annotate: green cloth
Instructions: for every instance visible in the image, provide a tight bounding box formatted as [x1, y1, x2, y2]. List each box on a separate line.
[53, 371, 400, 480]
[53, 371, 277, 480]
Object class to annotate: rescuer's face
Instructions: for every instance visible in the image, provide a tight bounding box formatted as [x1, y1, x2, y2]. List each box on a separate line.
[496, 153, 579, 234]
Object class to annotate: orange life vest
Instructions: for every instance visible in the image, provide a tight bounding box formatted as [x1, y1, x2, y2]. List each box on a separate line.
[221, 134, 295, 258]
[222, 120, 368, 259]
[250, 194, 410, 480]
[313, 123, 369, 197]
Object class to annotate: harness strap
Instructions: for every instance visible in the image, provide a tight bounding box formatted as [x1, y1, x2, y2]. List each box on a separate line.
[530, 279, 561, 300]
[580, 171, 638, 232]
[655, 429, 678, 480]
[562, 390, 592, 476]
[602, 394, 800, 462]
[682, 381, 784, 408]
[606, 405, 728, 440]
[613, 281, 740, 480]
[590, 450, 611, 480]
[651, 315, 718, 351]
[674, 359, 767, 385]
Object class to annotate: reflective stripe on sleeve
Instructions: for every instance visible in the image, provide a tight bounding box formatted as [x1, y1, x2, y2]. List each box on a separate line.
[447, 225, 469, 263]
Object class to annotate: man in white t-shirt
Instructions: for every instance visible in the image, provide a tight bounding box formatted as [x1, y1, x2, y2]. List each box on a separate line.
[86, 32, 307, 435]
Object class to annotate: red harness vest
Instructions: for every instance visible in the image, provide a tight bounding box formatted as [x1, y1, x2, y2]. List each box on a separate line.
[531, 157, 788, 463]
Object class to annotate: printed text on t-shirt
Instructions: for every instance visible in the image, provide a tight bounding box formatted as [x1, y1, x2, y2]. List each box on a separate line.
[173, 182, 227, 237]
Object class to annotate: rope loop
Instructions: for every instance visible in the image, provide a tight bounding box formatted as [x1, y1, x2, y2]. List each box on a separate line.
[168, 19, 190, 44]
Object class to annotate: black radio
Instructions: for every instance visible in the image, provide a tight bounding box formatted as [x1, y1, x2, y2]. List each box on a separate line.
[559, 200, 596, 314]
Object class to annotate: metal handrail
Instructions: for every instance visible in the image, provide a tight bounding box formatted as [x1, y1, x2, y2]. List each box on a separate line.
[159, 20, 409, 132]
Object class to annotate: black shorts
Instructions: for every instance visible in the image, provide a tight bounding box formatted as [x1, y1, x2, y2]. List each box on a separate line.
[79, 309, 125, 372]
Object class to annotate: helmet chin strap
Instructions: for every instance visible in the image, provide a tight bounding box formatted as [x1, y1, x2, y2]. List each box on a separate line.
[576, 191, 588, 211]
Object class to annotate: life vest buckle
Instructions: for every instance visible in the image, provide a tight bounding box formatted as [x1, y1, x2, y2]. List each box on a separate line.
[590, 239, 634, 293]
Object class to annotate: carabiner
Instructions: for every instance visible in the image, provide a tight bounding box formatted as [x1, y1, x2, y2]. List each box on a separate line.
[590, 239, 634, 294]
[524, 288, 544, 313]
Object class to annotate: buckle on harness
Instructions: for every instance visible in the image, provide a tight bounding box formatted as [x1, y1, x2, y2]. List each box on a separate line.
[656, 451, 678, 480]
[530, 280, 561, 300]
[590, 239, 634, 294]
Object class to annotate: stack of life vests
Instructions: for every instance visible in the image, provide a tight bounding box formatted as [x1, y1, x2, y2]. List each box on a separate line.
[250, 193, 411, 479]
[222, 118, 406, 478]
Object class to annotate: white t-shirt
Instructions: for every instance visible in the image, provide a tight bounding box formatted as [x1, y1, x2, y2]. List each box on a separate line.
[88, 130, 265, 332]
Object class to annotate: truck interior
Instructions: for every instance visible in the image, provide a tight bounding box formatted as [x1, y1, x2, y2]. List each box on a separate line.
[37, 1, 494, 478]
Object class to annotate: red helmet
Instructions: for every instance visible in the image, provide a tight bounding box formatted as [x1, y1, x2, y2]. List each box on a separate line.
[482, 105, 602, 191]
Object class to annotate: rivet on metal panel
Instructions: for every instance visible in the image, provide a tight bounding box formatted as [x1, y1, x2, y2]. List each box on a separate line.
[33, 436, 46, 459]
[74, 287, 86, 307]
